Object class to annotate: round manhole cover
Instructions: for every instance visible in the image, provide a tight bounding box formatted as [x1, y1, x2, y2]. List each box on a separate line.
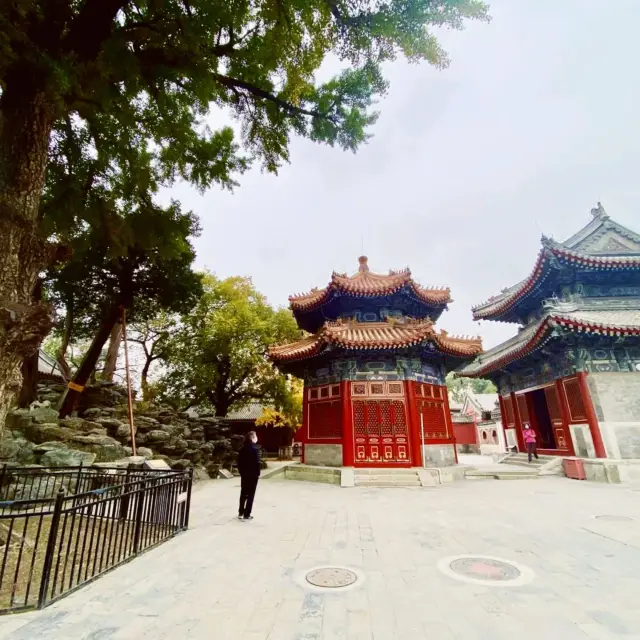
[305, 568, 358, 588]
[596, 515, 633, 522]
[449, 557, 521, 582]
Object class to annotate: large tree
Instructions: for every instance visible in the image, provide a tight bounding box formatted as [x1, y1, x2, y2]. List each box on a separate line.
[160, 274, 300, 416]
[0, 0, 489, 427]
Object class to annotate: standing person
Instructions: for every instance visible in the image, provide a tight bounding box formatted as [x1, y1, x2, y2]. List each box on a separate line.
[523, 424, 538, 463]
[237, 431, 261, 520]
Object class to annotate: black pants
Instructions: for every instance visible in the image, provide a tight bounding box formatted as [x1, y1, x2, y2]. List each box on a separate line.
[526, 442, 538, 462]
[239, 475, 258, 518]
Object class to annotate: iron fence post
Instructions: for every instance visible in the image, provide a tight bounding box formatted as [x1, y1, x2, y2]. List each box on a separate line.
[119, 467, 131, 521]
[38, 488, 65, 609]
[183, 468, 193, 530]
[132, 480, 146, 554]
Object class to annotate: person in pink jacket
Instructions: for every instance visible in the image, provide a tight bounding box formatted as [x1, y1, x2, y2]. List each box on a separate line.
[522, 424, 538, 463]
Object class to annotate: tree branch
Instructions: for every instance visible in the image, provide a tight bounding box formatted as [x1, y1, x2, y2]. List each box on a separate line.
[213, 74, 336, 122]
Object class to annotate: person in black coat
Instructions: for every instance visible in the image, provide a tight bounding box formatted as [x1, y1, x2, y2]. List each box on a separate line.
[237, 431, 261, 520]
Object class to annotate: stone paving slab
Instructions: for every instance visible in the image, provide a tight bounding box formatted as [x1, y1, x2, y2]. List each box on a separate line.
[2, 476, 640, 639]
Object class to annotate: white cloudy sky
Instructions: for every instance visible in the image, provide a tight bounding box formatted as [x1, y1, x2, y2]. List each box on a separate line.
[163, 0, 640, 351]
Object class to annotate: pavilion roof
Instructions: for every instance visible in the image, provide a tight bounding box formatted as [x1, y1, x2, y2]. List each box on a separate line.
[289, 256, 451, 313]
[269, 317, 482, 364]
[459, 300, 640, 378]
[472, 204, 640, 322]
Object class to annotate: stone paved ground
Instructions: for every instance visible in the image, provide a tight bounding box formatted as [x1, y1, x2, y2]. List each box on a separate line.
[2, 475, 640, 639]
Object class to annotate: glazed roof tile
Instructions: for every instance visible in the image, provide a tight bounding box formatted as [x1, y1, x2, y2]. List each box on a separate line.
[472, 207, 640, 321]
[459, 302, 640, 377]
[289, 256, 451, 312]
[269, 318, 482, 364]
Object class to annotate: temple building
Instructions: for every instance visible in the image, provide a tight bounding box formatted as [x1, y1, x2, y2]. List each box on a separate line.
[269, 257, 482, 468]
[459, 204, 640, 460]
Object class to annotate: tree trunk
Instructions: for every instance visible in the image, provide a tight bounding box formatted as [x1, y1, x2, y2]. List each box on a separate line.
[0, 77, 56, 432]
[102, 322, 123, 381]
[57, 302, 74, 380]
[58, 305, 121, 417]
[140, 356, 154, 402]
[18, 353, 40, 408]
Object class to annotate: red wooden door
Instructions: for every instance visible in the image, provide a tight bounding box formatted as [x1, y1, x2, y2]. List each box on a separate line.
[353, 398, 409, 465]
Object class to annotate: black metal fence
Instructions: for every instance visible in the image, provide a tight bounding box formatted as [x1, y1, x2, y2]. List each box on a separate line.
[0, 465, 192, 614]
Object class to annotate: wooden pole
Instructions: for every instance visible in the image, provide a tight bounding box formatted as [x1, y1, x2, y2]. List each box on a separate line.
[121, 307, 137, 456]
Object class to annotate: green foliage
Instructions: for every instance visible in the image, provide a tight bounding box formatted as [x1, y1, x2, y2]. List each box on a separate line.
[2, 0, 490, 189]
[446, 372, 497, 403]
[160, 273, 301, 415]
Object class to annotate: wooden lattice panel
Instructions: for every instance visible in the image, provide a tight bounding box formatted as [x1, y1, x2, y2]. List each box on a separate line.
[419, 400, 447, 439]
[380, 400, 393, 436]
[366, 400, 380, 436]
[352, 383, 367, 396]
[353, 400, 366, 435]
[563, 378, 587, 422]
[370, 383, 385, 396]
[392, 400, 407, 435]
[387, 382, 403, 396]
[502, 396, 515, 427]
[544, 386, 562, 424]
[516, 394, 530, 423]
[309, 400, 342, 439]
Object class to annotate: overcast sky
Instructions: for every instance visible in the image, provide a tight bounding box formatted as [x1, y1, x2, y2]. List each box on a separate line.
[162, 0, 640, 351]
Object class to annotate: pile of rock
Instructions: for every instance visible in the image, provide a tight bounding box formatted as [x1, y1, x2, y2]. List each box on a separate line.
[0, 380, 239, 481]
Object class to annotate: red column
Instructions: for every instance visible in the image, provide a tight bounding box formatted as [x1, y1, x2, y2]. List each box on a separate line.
[554, 378, 576, 456]
[511, 392, 526, 452]
[577, 372, 607, 459]
[498, 395, 509, 451]
[301, 388, 309, 464]
[405, 380, 422, 467]
[441, 383, 458, 464]
[341, 380, 354, 466]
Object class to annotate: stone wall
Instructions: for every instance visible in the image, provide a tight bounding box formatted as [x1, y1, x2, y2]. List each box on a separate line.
[588, 372, 640, 459]
[304, 443, 343, 467]
[421, 443, 456, 467]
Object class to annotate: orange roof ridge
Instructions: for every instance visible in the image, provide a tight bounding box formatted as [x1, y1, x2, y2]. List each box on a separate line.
[269, 319, 483, 364]
[289, 257, 452, 312]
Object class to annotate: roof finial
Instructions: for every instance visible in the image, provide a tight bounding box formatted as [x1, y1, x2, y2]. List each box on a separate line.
[590, 201, 608, 219]
[358, 255, 369, 272]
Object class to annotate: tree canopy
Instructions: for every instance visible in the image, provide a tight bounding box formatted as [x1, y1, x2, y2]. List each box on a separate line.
[446, 373, 497, 403]
[0, 0, 489, 428]
[160, 274, 301, 416]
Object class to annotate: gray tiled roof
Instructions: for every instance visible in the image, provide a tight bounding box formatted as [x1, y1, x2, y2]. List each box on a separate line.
[225, 402, 269, 421]
[459, 301, 640, 377]
[38, 349, 66, 379]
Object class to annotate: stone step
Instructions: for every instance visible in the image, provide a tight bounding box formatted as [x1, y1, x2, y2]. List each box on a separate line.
[355, 479, 422, 487]
[465, 470, 540, 481]
[354, 468, 419, 475]
[355, 472, 421, 487]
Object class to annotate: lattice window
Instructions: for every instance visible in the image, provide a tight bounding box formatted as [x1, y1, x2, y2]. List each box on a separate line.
[432, 386, 442, 400]
[330, 385, 340, 397]
[366, 401, 380, 436]
[392, 400, 407, 435]
[353, 400, 365, 435]
[352, 383, 366, 396]
[309, 388, 319, 401]
[563, 378, 587, 422]
[419, 401, 446, 439]
[370, 383, 384, 395]
[502, 396, 515, 427]
[309, 400, 342, 438]
[388, 383, 403, 396]
[544, 386, 562, 424]
[516, 394, 530, 423]
[422, 384, 432, 398]
[414, 384, 423, 397]
[320, 386, 329, 399]
[380, 400, 393, 436]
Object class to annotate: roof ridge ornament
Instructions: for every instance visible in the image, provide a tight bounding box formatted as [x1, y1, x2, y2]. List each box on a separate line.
[591, 201, 609, 219]
[358, 255, 369, 272]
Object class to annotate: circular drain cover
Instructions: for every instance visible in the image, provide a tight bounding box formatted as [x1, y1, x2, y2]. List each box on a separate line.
[449, 557, 521, 582]
[596, 515, 633, 522]
[306, 568, 358, 588]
